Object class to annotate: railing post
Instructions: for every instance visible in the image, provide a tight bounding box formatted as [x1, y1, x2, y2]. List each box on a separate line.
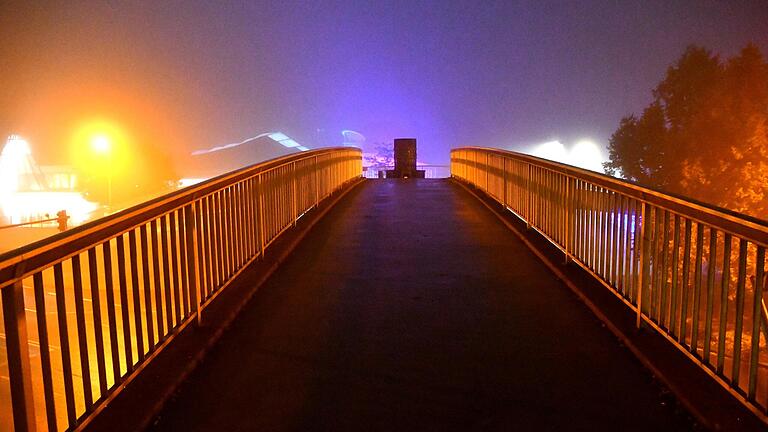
[314, 155, 320, 207]
[292, 161, 298, 227]
[526, 164, 532, 229]
[2, 264, 36, 432]
[564, 176, 571, 264]
[184, 202, 201, 325]
[748, 246, 765, 399]
[636, 202, 650, 328]
[502, 156, 507, 208]
[258, 173, 266, 259]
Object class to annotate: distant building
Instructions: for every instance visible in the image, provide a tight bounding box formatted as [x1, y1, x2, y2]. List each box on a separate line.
[39, 165, 78, 190]
[0, 135, 95, 226]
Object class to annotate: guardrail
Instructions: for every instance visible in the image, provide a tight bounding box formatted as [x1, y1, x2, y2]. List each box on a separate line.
[451, 147, 768, 422]
[0, 147, 362, 431]
[362, 165, 450, 179]
[0, 213, 66, 231]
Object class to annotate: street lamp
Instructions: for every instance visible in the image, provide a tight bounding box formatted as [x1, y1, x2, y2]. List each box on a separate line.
[90, 135, 112, 208]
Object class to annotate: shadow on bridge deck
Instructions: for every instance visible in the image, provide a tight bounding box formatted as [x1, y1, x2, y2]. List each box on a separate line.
[150, 179, 692, 431]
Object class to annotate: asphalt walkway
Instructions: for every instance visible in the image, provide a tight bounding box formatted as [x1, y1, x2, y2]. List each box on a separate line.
[150, 179, 692, 431]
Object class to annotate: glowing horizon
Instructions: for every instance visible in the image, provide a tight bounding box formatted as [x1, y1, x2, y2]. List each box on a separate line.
[527, 139, 607, 173]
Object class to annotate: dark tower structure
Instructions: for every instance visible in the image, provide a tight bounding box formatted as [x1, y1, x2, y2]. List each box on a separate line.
[386, 138, 425, 178]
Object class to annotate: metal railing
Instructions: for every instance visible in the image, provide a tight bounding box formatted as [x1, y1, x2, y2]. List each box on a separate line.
[452, 147, 768, 422]
[362, 165, 450, 179]
[0, 147, 362, 431]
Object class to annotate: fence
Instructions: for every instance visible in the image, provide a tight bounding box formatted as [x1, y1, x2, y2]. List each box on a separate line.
[0, 147, 362, 431]
[451, 147, 768, 421]
[362, 165, 450, 179]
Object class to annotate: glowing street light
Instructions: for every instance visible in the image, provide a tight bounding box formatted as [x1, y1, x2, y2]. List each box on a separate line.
[91, 134, 111, 154]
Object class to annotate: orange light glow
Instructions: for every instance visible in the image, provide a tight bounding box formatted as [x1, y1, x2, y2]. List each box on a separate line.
[70, 119, 132, 181]
[91, 134, 111, 154]
[2, 192, 98, 225]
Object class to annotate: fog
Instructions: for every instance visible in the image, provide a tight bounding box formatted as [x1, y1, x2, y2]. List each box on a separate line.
[1, 1, 766, 170]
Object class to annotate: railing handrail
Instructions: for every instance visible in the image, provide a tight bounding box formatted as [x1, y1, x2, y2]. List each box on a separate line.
[0, 147, 354, 291]
[364, 164, 450, 168]
[453, 146, 768, 246]
[0, 217, 60, 230]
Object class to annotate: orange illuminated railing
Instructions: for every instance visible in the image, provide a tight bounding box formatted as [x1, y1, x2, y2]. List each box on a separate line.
[0, 147, 362, 431]
[452, 146, 768, 423]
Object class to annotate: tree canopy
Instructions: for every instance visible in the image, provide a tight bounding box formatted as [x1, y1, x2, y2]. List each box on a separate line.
[604, 44, 768, 218]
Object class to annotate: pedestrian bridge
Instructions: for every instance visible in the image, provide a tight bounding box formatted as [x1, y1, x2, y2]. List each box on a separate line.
[1, 147, 767, 430]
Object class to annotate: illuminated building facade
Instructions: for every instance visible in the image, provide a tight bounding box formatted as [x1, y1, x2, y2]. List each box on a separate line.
[0, 135, 96, 226]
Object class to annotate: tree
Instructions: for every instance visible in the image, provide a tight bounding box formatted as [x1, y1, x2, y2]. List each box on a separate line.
[604, 44, 768, 217]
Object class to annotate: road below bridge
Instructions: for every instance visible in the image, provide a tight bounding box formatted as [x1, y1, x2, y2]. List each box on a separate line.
[151, 179, 692, 430]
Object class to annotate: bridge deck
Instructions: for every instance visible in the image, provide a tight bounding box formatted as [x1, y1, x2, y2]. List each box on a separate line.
[151, 179, 691, 430]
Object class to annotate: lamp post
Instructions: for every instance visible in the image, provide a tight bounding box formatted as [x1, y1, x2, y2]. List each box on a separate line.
[91, 135, 112, 209]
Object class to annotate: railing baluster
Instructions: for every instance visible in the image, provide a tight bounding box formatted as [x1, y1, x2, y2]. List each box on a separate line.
[680, 219, 693, 344]
[526, 164, 531, 227]
[637, 202, 650, 327]
[220, 190, 231, 275]
[198, 197, 212, 299]
[239, 182, 248, 263]
[248, 178, 258, 257]
[54, 262, 77, 426]
[716, 233, 732, 375]
[293, 161, 298, 226]
[704, 229, 718, 363]
[151, 219, 165, 339]
[3, 265, 36, 432]
[660, 211, 670, 328]
[577, 180, 584, 264]
[128, 230, 145, 361]
[691, 223, 705, 354]
[225, 188, 235, 273]
[33, 271, 56, 429]
[87, 248, 108, 397]
[618, 196, 627, 296]
[242, 180, 253, 260]
[210, 193, 222, 287]
[71, 254, 94, 408]
[748, 246, 765, 400]
[670, 215, 681, 335]
[586, 184, 594, 269]
[609, 191, 618, 285]
[258, 174, 266, 258]
[184, 203, 202, 324]
[169, 211, 182, 325]
[598, 188, 607, 279]
[161, 215, 174, 333]
[231, 185, 242, 269]
[632, 200, 642, 302]
[104, 239, 123, 384]
[178, 211, 191, 318]
[649, 207, 660, 319]
[140, 224, 156, 351]
[732, 240, 748, 388]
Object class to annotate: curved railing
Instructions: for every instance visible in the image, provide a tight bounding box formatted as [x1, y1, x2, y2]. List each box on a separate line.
[0, 147, 362, 431]
[452, 146, 768, 422]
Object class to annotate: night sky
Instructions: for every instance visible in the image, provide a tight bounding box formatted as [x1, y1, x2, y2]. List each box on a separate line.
[1, 0, 767, 167]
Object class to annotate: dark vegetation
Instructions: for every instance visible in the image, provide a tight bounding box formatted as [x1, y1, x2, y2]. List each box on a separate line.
[605, 44, 768, 218]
